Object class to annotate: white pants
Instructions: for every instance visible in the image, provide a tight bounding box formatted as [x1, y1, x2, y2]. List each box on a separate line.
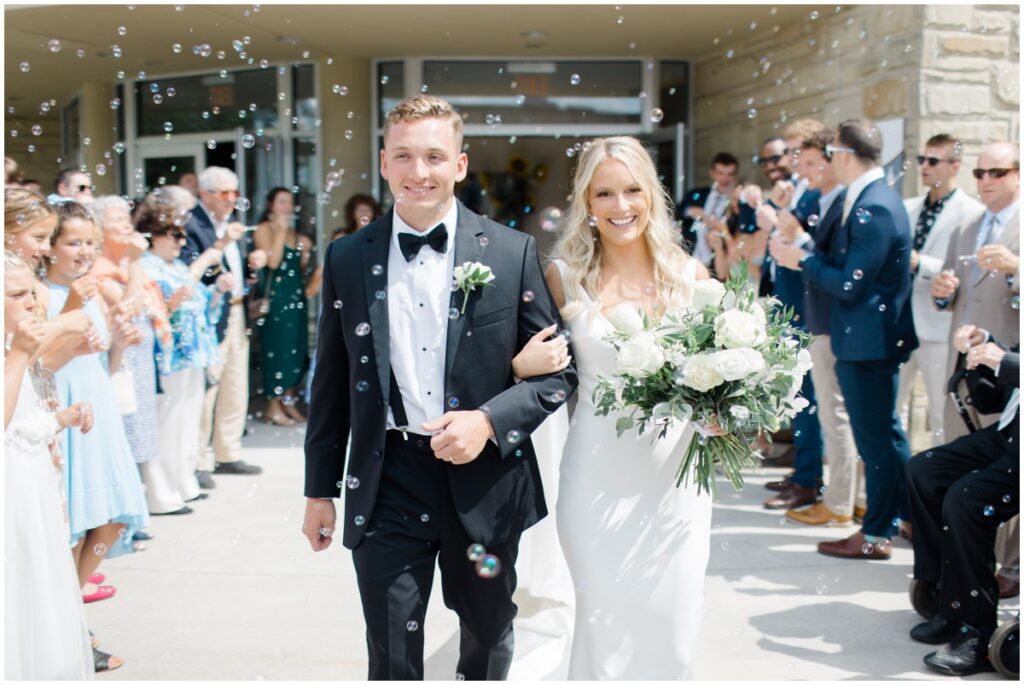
[142, 367, 203, 513]
[808, 335, 866, 516]
[198, 304, 250, 470]
[897, 339, 949, 448]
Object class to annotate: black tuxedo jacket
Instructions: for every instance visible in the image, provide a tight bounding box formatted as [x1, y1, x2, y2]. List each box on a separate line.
[676, 186, 711, 253]
[304, 202, 579, 549]
[182, 204, 251, 342]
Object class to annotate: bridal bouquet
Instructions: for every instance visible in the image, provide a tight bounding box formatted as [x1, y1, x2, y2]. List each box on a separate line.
[592, 265, 813, 498]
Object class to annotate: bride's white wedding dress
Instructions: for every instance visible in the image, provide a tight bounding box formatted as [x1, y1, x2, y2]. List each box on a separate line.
[553, 258, 713, 680]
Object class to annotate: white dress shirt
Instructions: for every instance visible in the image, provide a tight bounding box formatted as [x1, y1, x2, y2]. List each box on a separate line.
[841, 166, 886, 224]
[386, 201, 459, 431]
[691, 186, 730, 266]
[200, 202, 245, 298]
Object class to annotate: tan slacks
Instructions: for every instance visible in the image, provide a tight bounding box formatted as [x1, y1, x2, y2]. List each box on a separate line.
[198, 304, 249, 470]
[896, 339, 950, 448]
[808, 335, 866, 516]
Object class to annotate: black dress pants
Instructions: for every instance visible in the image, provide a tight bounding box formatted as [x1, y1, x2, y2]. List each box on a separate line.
[905, 425, 1019, 635]
[351, 431, 520, 680]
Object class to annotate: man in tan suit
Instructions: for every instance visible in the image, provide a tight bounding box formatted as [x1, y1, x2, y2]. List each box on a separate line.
[931, 142, 1019, 598]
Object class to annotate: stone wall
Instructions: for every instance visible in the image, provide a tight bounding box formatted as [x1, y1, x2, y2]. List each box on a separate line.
[691, 4, 1019, 197]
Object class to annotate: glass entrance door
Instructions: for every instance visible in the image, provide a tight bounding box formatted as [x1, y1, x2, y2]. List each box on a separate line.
[640, 123, 686, 206]
[236, 129, 284, 227]
[136, 141, 204, 195]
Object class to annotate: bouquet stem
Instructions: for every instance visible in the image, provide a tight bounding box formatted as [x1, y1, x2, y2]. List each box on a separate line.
[675, 432, 761, 499]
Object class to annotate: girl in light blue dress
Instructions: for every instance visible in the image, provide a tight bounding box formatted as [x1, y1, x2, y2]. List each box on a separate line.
[42, 202, 149, 592]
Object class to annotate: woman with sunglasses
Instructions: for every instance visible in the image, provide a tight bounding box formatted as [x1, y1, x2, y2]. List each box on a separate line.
[139, 206, 231, 517]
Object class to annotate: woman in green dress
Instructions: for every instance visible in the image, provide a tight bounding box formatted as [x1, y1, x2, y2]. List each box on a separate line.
[252, 188, 315, 425]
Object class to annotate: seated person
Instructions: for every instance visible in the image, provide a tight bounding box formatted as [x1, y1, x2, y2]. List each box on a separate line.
[905, 324, 1019, 676]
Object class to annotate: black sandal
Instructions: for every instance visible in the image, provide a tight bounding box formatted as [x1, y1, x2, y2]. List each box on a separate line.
[93, 647, 124, 673]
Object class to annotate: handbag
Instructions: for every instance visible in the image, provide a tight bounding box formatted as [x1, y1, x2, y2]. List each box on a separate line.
[111, 367, 138, 415]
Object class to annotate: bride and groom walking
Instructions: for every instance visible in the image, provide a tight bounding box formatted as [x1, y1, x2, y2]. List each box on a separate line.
[303, 95, 714, 680]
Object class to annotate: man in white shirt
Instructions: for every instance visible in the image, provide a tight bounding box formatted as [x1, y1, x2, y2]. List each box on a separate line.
[897, 134, 985, 447]
[302, 96, 577, 680]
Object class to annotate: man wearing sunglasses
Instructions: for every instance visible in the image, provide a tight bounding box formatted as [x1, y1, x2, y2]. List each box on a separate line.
[184, 166, 269, 487]
[53, 167, 94, 205]
[897, 135, 985, 450]
[932, 141, 1020, 443]
[771, 119, 918, 561]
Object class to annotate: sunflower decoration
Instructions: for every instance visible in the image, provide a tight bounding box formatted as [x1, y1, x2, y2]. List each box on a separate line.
[507, 155, 529, 178]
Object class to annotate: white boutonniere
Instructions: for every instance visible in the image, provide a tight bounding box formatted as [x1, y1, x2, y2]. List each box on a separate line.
[454, 261, 496, 314]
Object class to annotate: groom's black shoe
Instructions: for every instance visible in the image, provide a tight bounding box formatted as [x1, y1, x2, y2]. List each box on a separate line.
[923, 624, 995, 676]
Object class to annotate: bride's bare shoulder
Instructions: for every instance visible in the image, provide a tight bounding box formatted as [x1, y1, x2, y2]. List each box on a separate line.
[686, 255, 711, 281]
[543, 261, 566, 309]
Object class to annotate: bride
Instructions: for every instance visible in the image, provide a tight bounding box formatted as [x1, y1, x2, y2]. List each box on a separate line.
[515, 136, 714, 679]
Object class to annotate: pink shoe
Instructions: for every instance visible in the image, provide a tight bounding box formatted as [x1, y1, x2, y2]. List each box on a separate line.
[88, 572, 105, 585]
[83, 585, 116, 604]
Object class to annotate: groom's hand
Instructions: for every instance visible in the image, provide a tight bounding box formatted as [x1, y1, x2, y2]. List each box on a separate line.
[302, 498, 336, 552]
[422, 411, 495, 465]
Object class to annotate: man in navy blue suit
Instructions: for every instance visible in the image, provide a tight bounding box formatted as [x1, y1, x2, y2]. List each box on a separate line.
[771, 119, 918, 560]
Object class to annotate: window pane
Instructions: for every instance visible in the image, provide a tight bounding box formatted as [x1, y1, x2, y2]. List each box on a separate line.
[135, 69, 278, 136]
[293, 65, 317, 132]
[423, 60, 643, 126]
[658, 61, 688, 127]
[293, 139, 319, 239]
[377, 62, 404, 128]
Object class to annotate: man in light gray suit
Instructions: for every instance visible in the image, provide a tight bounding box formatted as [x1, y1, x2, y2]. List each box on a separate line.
[932, 141, 1020, 440]
[898, 134, 985, 447]
[932, 142, 1019, 598]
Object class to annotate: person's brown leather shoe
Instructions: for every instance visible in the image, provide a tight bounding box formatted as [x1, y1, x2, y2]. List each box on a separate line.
[997, 572, 1020, 599]
[786, 501, 853, 526]
[817, 531, 892, 559]
[761, 444, 796, 468]
[765, 475, 794, 492]
[764, 484, 818, 510]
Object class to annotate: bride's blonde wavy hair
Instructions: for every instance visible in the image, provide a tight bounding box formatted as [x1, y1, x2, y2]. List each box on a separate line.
[552, 136, 691, 318]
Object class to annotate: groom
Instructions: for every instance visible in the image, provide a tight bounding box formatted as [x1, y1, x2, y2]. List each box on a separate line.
[302, 95, 577, 680]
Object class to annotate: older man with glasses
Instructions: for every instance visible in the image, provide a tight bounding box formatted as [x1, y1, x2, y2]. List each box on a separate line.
[183, 167, 268, 488]
[897, 135, 986, 449]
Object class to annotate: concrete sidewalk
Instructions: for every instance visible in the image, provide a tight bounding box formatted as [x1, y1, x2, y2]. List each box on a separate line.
[91, 423, 1014, 680]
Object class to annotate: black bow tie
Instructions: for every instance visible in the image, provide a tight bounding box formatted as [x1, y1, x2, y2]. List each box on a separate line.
[398, 224, 448, 262]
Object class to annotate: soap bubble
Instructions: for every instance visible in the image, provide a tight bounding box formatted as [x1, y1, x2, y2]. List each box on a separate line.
[374, 289, 386, 301]
[747, 108, 758, 119]
[370, 264, 384, 276]
[93, 543, 108, 556]
[241, 134, 256, 149]
[855, 208, 872, 224]
[206, 139, 217, 150]
[31, 124, 42, 136]
[475, 554, 502, 578]
[522, 291, 535, 303]
[346, 476, 360, 489]
[406, 620, 419, 631]
[852, 269, 864, 280]
[419, 514, 429, 523]
[649, 108, 664, 124]
[448, 308, 460, 320]
[234, 197, 250, 212]
[466, 543, 486, 561]
[569, 73, 581, 86]
[506, 430, 521, 444]
[478, 236, 490, 248]
[332, 300, 342, 309]
[19, 62, 30, 73]
[539, 207, 562, 232]
[354, 515, 365, 526]
[48, 39, 63, 53]
[448, 396, 460, 409]
[983, 505, 995, 516]
[355, 323, 371, 336]
[807, 214, 820, 227]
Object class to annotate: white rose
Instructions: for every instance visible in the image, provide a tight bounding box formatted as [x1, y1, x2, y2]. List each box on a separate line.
[680, 353, 725, 392]
[691, 278, 726, 310]
[710, 347, 765, 381]
[729, 405, 751, 422]
[721, 290, 738, 311]
[794, 348, 813, 376]
[616, 332, 665, 377]
[714, 309, 766, 349]
[606, 303, 645, 335]
[789, 396, 810, 413]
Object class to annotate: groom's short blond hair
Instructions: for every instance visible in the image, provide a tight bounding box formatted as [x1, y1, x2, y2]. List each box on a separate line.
[383, 95, 464, 151]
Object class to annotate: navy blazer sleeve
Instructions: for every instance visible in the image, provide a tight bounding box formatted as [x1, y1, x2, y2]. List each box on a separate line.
[800, 200, 897, 303]
[481, 235, 579, 458]
[303, 240, 352, 498]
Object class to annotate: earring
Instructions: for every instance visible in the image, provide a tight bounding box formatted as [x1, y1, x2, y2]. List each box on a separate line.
[587, 215, 598, 228]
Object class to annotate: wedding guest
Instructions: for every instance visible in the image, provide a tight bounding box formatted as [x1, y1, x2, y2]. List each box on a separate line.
[677, 152, 739, 266]
[4, 156, 20, 186]
[906, 325, 1018, 676]
[774, 130, 863, 528]
[898, 135, 985, 447]
[52, 167, 94, 205]
[771, 119, 917, 559]
[931, 142, 1020, 595]
[184, 167, 267, 484]
[332, 192, 383, 241]
[253, 187, 311, 425]
[755, 120, 826, 511]
[177, 171, 199, 197]
[706, 184, 768, 284]
[139, 205, 227, 515]
[90, 195, 167, 466]
[21, 179, 42, 195]
[4, 251, 96, 678]
[44, 201, 150, 606]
